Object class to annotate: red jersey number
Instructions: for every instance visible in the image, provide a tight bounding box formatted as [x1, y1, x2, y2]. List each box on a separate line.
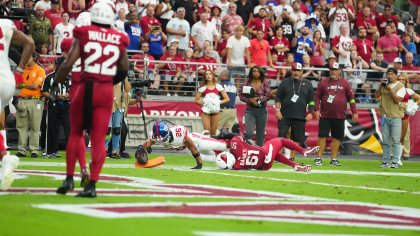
[175, 128, 182, 137]
[84, 42, 120, 75]
[336, 13, 347, 22]
[0, 28, 4, 51]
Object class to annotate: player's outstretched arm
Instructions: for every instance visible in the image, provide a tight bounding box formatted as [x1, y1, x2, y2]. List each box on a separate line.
[113, 48, 129, 85]
[55, 38, 81, 84]
[11, 29, 35, 74]
[184, 136, 203, 169]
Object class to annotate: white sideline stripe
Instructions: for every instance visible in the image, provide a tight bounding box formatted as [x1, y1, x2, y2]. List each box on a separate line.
[18, 161, 420, 177]
[192, 171, 420, 195]
[194, 232, 386, 236]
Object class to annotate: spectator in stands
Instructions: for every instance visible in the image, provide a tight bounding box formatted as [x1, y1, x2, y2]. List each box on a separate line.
[178, 48, 197, 78]
[25, 0, 34, 9]
[128, 3, 136, 14]
[292, 25, 314, 64]
[249, 8, 273, 40]
[355, 6, 377, 42]
[193, 48, 200, 59]
[35, 0, 51, 11]
[351, 28, 375, 64]
[156, 46, 183, 96]
[67, 0, 85, 24]
[290, 1, 307, 32]
[275, 9, 295, 48]
[270, 26, 290, 64]
[218, 0, 230, 19]
[301, 54, 319, 80]
[140, 7, 161, 36]
[344, 50, 371, 101]
[314, 62, 358, 166]
[115, 0, 129, 14]
[198, 0, 212, 18]
[38, 44, 54, 68]
[236, 0, 254, 38]
[275, 0, 293, 17]
[321, 54, 337, 79]
[125, 11, 143, 53]
[217, 29, 230, 63]
[209, 5, 223, 39]
[15, 51, 46, 158]
[145, 22, 166, 60]
[115, 9, 127, 31]
[266, 54, 281, 82]
[281, 53, 294, 79]
[249, 29, 275, 70]
[195, 69, 230, 136]
[302, 0, 314, 13]
[29, 5, 54, 51]
[391, 57, 403, 70]
[197, 46, 219, 74]
[375, 67, 405, 168]
[306, 12, 326, 41]
[136, 0, 157, 17]
[253, 0, 268, 15]
[155, 0, 173, 33]
[331, 24, 353, 66]
[227, 25, 251, 89]
[367, 52, 390, 83]
[318, 1, 331, 38]
[394, 13, 405, 34]
[366, 0, 380, 19]
[131, 42, 158, 84]
[311, 30, 325, 68]
[173, 0, 195, 28]
[199, 40, 221, 63]
[191, 12, 219, 51]
[240, 66, 270, 146]
[376, 4, 397, 36]
[222, 3, 244, 37]
[401, 34, 418, 66]
[217, 70, 237, 132]
[409, 0, 420, 24]
[53, 12, 73, 55]
[166, 8, 190, 56]
[402, 53, 420, 84]
[275, 62, 314, 160]
[44, 0, 62, 31]
[402, 21, 420, 67]
[328, 0, 353, 40]
[377, 25, 403, 63]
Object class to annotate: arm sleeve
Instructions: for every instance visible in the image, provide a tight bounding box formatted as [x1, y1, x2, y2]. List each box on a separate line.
[35, 69, 47, 86]
[216, 84, 224, 92]
[274, 82, 283, 103]
[191, 25, 197, 36]
[198, 86, 206, 93]
[40, 75, 51, 92]
[346, 82, 357, 114]
[309, 40, 314, 52]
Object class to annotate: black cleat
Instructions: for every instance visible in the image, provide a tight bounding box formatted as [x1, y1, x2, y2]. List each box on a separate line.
[56, 178, 74, 194]
[120, 151, 132, 159]
[76, 185, 97, 198]
[16, 152, 26, 158]
[330, 159, 341, 166]
[110, 152, 121, 159]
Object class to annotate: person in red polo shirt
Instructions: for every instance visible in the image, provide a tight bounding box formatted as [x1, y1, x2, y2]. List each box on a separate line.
[140, 7, 161, 37]
[402, 53, 420, 84]
[248, 8, 273, 40]
[197, 46, 219, 74]
[355, 6, 377, 42]
[44, 0, 62, 31]
[249, 29, 275, 69]
[351, 28, 375, 63]
[376, 4, 397, 36]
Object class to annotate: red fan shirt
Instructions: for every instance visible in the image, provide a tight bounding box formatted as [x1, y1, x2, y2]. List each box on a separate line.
[355, 17, 376, 42]
[249, 17, 272, 40]
[352, 38, 374, 63]
[269, 36, 290, 62]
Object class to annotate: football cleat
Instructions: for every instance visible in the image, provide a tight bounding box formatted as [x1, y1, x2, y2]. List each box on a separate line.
[56, 177, 74, 194]
[1, 153, 19, 190]
[76, 185, 97, 198]
[304, 146, 320, 157]
[330, 159, 341, 166]
[80, 167, 90, 187]
[313, 158, 322, 166]
[120, 151, 132, 159]
[294, 164, 312, 172]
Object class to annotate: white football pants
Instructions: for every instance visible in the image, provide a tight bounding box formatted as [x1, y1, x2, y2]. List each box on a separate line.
[188, 133, 228, 162]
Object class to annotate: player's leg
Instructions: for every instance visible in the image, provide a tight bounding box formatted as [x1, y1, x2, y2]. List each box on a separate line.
[274, 153, 312, 172]
[200, 150, 217, 162]
[209, 113, 220, 137]
[197, 137, 228, 152]
[201, 113, 211, 137]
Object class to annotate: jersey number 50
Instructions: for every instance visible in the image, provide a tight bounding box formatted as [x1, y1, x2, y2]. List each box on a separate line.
[84, 42, 120, 75]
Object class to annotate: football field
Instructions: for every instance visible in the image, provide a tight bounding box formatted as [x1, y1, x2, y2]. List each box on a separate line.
[1, 151, 420, 236]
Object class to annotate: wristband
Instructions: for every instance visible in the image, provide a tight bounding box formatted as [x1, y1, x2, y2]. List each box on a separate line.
[21, 84, 25, 88]
[275, 109, 280, 111]
[15, 67, 24, 74]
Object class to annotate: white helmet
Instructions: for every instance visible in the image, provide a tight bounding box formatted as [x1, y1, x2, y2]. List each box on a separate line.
[215, 152, 236, 170]
[75, 12, 91, 26]
[90, 0, 116, 26]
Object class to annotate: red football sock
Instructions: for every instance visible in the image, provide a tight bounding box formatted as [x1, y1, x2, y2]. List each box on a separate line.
[274, 153, 297, 167]
[66, 134, 84, 176]
[0, 132, 6, 161]
[281, 138, 306, 155]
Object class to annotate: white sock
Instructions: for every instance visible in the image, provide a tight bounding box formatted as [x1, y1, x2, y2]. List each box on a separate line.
[398, 144, 404, 163]
[284, 148, 291, 158]
[0, 130, 8, 148]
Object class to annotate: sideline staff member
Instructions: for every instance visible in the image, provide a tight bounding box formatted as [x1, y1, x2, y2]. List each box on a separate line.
[217, 70, 237, 133]
[16, 51, 46, 158]
[275, 62, 314, 161]
[314, 62, 358, 166]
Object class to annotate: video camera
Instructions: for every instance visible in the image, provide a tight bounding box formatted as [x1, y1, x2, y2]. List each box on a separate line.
[0, 0, 35, 20]
[382, 78, 390, 87]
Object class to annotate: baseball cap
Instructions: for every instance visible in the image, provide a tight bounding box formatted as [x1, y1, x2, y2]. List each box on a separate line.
[212, 5, 222, 11]
[152, 21, 161, 25]
[393, 57, 402, 63]
[329, 62, 340, 70]
[51, 0, 59, 4]
[171, 38, 179, 43]
[384, 3, 392, 9]
[177, 7, 185, 12]
[387, 67, 398, 74]
[292, 63, 303, 71]
[259, 7, 268, 12]
[408, 20, 415, 25]
[60, 37, 73, 53]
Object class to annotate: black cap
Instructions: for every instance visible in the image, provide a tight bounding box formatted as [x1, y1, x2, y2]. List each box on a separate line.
[384, 3, 392, 9]
[387, 67, 398, 75]
[408, 20, 415, 25]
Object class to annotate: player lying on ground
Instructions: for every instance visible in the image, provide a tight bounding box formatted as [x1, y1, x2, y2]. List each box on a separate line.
[212, 133, 319, 171]
[135, 121, 229, 169]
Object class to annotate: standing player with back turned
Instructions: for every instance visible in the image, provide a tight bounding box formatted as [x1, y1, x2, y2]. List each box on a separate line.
[53, 0, 129, 198]
[0, 19, 35, 190]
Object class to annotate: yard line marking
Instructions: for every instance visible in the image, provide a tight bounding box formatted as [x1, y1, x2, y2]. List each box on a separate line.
[17, 162, 420, 177]
[194, 232, 387, 236]
[191, 171, 420, 195]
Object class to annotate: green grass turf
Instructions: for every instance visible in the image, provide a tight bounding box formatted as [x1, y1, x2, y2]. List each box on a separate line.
[1, 151, 420, 236]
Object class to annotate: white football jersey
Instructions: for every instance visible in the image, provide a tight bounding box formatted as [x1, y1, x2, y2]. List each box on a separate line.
[54, 23, 75, 54]
[149, 125, 189, 151]
[0, 19, 16, 85]
[328, 7, 352, 39]
[336, 35, 353, 64]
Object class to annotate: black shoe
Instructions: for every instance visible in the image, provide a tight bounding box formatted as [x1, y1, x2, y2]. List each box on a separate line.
[16, 152, 26, 157]
[110, 152, 121, 159]
[31, 153, 38, 158]
[56, 178, 75, 194]
[313, 158, 322, 166]
[53, 153, 61, 157]
[120, 151, 132, 159]
[45, 153, 55, 159]
[76, 185, 97, 198]
[289, 158, 295, 162]
[330, 159, 341, 166]
[219, 127, 231, 135]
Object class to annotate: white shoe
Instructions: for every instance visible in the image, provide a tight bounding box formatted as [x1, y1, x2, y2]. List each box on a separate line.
[397, 144, 403, 166]
[0, 130, 9, 150]
[166, 93, 171, 96]
[398, 161, 403, 166]
[1, 152, 19, 190]
[173, 94, 178, 97]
